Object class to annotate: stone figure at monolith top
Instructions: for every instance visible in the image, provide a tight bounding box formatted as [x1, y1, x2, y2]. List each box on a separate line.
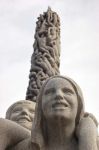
[26, 7, 60, 102]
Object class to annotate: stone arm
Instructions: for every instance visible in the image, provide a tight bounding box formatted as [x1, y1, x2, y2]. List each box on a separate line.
[7, 138, 32, 150]
[0, 118, 30, 150]
[7, 138, 39, 150]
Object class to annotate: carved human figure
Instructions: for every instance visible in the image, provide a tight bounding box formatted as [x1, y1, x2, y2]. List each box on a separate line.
[26, 8, 60, 101]
[6, 100, 36, 130]
[0, 76, 98, 150]
[0, 100, 36, 149]
[31, 75, 98, 150]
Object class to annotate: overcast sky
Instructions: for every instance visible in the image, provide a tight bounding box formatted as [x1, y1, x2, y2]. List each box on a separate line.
[0, 0, 99, 121]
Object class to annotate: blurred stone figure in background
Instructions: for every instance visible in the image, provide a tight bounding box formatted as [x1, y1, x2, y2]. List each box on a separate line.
[26, 7, 61, 102]
[0, 75, 97, 150]
[6, 100, 36, 130]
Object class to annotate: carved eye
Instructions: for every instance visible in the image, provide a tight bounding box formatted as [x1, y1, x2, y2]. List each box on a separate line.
[29, 109, 35, 113]
[13, 109, 20, 113]
[44, 88, 55, 95]
[62, 88, 74, 95]
[13, 107, 22, 113]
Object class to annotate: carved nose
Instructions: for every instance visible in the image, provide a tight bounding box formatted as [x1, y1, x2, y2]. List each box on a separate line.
[55, 90, 63, 100]
[21, 109, 28, 115]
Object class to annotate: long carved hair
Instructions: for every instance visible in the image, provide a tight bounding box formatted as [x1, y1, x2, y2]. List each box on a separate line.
[31, 75, 85, 149]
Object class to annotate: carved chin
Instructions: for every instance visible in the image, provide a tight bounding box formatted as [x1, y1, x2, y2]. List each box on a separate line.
[18, 122, 31, 130]
[45, 108, 71, 119]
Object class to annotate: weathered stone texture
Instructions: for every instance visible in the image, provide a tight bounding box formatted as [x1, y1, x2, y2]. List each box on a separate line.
[26, 7, 60, 102]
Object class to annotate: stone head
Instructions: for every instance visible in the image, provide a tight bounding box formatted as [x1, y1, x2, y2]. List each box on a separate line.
[6, 100, 36, 130]
[42, 77, 79, 123]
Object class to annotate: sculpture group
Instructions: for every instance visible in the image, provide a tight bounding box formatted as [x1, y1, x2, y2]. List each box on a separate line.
[0, 8, 98, 150]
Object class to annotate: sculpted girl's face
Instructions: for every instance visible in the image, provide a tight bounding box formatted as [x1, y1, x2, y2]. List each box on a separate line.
[10, 102, 35, 130]
[42, 78, 78, 122]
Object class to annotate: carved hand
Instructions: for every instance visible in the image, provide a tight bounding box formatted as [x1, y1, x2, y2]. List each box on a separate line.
[76, 113, 98, 150]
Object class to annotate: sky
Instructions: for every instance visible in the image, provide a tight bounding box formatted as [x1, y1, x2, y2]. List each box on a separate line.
[0, 0, 99, 122]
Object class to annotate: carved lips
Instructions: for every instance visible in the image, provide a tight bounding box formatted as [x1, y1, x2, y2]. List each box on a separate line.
[52, 101, 69, 110]
[17, 116, 31, 123]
